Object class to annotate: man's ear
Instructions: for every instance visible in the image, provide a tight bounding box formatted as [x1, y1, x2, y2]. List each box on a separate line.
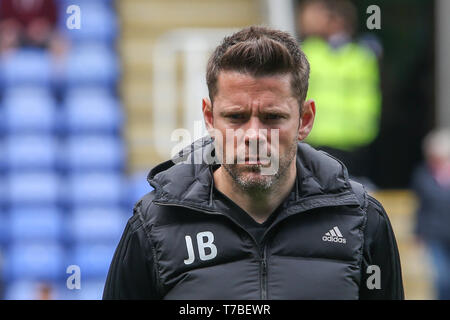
[298, 99, 316, 141]
[202, 97, 214, 134]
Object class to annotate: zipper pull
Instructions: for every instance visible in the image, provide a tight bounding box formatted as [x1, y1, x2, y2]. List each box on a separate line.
[261, 259, 267, 274]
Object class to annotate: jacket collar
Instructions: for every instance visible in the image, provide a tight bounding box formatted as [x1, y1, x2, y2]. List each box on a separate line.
[147, 136, 360, 213]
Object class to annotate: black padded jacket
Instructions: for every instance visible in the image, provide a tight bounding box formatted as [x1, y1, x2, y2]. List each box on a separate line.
[103, 137, 404, 300]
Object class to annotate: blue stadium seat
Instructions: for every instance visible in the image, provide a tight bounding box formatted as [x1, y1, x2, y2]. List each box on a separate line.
[2, 87, 57, 134]
[5, 242, 65, 281]
[74, 279, 106, 300]
[128, 170, 154, 208]
[6, 172, 60, 206]
[69, 243, 116, 279]
[56, 278, 106, 300]
[5, 280, 58, 300]
[0, 211, 10, 245]
[69, 207, 127, 243]
[4, 135, 59, 170]
[0, 179, 4, 206]
[59, 1, 118, 44]
[63, 135, 125, 171]
[64, 44, 119, 86]
[61, 88, 123, 134]
[65, 172, 125, 206]
[0, 49, 52, 87]
[9, 207, 63, 242]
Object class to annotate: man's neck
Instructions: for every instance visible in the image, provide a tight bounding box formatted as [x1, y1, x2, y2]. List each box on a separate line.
[213, 162, 297, 224]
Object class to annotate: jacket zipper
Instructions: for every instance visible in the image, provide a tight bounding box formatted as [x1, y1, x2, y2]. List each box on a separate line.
[260, 245, 268, 300]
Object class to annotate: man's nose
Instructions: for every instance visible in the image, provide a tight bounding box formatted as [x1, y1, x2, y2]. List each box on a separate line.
[244, 117, 267, 145]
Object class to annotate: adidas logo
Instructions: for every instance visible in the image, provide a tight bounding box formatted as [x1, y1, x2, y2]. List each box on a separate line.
[322, 226, 347, 244]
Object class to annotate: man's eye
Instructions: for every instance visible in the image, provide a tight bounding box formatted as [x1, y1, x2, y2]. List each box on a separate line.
[227, 114, 245, 120]
[264, 114, 283, 120]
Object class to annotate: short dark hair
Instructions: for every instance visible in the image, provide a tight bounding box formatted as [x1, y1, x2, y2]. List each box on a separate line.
[206, 26, 310, 111]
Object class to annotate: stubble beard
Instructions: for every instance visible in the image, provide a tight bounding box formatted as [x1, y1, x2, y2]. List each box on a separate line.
[222, 136, 298, 195]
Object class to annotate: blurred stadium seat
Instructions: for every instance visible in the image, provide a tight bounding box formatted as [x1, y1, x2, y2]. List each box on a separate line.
[73, 279, 107, 300]
[63, 44, 119, 87]
[62, 135, 125, 171]
[61, 88, 123, 134]
[69, 243, 116, 279]
[0, 211, 10, 245]
[4, 242, 65, 281]
[128, 170, 154, 208]
[65, 172, 125, 206]
[4, 135, 59, 171]
[5, 280, 58, 300]
[68, 207, 127, 243]
[2, 87, 57, 134]
[6, 172, 60, 206]
[9, 207, 63, 242]
[0, 49, 53, 87]
[59, 1, 118, 44]
[56, 279, 106, 300]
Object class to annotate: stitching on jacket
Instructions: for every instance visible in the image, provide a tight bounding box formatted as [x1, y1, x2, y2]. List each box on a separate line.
[156, 191, 360, 216]
[135, 200, 164, 298]
[270, 254, 358, 266]
[367, 196, 385, 241]
[355, 183, 369, 292]
[318, 150, 353, 191]
[166, 255, 255, 286]
[179, 165, 210, 202]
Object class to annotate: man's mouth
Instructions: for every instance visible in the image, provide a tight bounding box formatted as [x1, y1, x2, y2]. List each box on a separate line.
[242, 157, 271, 165]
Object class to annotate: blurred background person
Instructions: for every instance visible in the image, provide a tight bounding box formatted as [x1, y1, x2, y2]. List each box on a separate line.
[297, 0, 382, 188]
[36, 282, 53, 300]
[296, 0, 330, 39]
[411, 128, 450, 300]
[0, 0, 66, 56]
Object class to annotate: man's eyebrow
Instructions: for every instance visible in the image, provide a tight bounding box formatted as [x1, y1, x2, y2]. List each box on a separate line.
[218, 105, 246, 114]
[259, 104, 291, 113]
[260, 104, 286, 110]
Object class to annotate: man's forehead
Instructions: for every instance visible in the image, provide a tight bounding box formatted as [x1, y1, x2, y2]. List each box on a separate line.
[215, 71, 294, 101]
[217, 70, 292, 88]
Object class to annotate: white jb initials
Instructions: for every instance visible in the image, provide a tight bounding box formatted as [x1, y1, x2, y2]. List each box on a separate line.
[184, 231, 217, 265]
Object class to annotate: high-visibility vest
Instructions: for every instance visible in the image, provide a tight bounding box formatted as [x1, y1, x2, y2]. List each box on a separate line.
[302, 37, 381, 151]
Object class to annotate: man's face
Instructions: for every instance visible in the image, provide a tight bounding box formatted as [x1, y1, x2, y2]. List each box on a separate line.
[203, 71, 302, 192]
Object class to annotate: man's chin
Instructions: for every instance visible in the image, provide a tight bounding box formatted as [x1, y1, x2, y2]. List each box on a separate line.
[224, 165, 275, 191]
[239, 175, 274, 192]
